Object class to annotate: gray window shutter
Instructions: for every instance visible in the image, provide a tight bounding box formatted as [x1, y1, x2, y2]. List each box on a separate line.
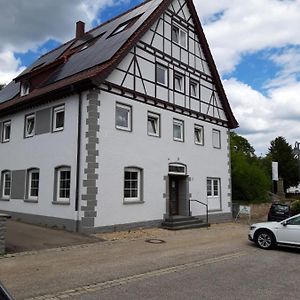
[35, 108, 51, 135]
[11, 170, 26, 200]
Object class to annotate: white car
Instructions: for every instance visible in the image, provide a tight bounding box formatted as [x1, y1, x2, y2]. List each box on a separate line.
[249, 213, 300, 249]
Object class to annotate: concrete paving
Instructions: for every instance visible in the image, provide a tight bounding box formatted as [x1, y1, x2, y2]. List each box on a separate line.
[1, 223, 250, 299]
[5, 220, 101, 253]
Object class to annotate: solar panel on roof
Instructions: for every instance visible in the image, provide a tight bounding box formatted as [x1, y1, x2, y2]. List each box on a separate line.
[0, 81, 20, 103]
[1, 0, 165, 102]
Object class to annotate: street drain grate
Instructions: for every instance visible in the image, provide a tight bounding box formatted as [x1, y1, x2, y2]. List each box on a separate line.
[145, 239, 166, 244]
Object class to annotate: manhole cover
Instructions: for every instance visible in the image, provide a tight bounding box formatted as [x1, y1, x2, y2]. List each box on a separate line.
[145, 239, 166, 244]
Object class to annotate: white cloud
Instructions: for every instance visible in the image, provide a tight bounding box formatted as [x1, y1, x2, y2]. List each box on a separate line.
[224, 78, 300, 154]
[0, 0, 131, 83]
[0, 51, 25, 84]
[196, 0, 300, 74]
[193, 0, 300, 153]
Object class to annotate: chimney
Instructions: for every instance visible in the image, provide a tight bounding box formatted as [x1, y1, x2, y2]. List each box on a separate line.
[76, 21, 85, 39]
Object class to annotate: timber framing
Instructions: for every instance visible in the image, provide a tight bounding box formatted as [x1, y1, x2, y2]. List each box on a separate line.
[0, 0, 238, 129]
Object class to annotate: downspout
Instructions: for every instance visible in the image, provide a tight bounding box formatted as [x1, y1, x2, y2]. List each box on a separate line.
[75, 91, 82, 232]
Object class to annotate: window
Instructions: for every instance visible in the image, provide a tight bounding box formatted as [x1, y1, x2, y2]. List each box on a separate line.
[2, 121, 11, 142]
[156, 64, 168, 86]
[207, 178, 220, 197]
[25, 114, 35, 138]
[173, 119, 184, 142]
[168, 163, 187, 175]
[56, 167, 71, 202]
[194, 125, 204, 145]
[1, 171, 11, 199]
[147, 112, 160, 137]
[53, 105, 65, 132]
[116, 103, 132, 131]
[172, 24, 187, 48]
[174, 73, 184, 92]
[212, 129, 221, 149]
[110, 15, 141, 37]
[287, 216, 300, 225]
[27, 169, 39, 200]
[190, 81, 198, 97]
[20, 81, 30, 96]
[124, 168, 143, 203]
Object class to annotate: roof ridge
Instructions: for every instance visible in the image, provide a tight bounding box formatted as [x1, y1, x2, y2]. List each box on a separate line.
[86, 0, 155, 35]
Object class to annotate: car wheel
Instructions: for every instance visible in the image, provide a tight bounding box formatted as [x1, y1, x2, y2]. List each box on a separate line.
[256, 230, 275, 250]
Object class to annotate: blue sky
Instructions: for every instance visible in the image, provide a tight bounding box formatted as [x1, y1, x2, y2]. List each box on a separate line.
[1, 0, 300, 155]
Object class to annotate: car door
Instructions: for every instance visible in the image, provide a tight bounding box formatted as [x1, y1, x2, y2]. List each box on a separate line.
[276, 215, 300, 245]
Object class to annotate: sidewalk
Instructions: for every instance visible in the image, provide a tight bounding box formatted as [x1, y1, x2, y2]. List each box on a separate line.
[0, 222, 249, 300]
[5, 220, 101, 253]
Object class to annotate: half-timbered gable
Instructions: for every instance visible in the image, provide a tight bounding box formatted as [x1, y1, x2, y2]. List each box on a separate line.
[0, 0, 238, 233]
[105, 0, 228, 127]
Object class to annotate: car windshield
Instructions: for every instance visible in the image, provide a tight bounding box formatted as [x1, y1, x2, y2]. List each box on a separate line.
[274, 205, 289, 212]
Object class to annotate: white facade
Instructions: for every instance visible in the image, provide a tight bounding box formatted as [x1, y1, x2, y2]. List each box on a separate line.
[0, 0, 235, 232]
[0, 97, 80, 228]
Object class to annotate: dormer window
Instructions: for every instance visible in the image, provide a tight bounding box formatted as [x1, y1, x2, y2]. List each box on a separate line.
[21, 81, 30, 96]
[109, 15, 141, 37]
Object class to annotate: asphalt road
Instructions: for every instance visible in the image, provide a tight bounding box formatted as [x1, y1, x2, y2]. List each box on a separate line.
[72, 246, 300, 300]
[1, 223, 299, 299]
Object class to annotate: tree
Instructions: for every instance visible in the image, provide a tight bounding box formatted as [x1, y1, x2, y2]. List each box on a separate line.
[0, 84, 5, 91]
[267, 136, 299, 191]
[230, 132, 270, 203]
[230, 132, 255, 158]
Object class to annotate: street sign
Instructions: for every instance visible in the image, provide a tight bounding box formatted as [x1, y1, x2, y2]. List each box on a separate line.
[272, 162, 278, 181]
[239, 205, 251, 215]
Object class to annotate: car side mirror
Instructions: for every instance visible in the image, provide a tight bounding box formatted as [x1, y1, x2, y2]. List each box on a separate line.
[282, 221, 288, 226]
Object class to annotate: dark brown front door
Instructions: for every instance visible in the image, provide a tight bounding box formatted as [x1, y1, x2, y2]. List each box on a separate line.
[169, 176, 179, 216]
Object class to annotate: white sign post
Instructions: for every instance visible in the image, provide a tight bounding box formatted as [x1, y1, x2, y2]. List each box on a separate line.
[235, 205, 251, 223]
[272, 162, 278, 181]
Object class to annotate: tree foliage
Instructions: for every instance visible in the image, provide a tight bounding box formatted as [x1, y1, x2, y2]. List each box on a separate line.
[267, 136, 299, 191]
[230, 132, 270, 203]
[0, 84, 5, 91]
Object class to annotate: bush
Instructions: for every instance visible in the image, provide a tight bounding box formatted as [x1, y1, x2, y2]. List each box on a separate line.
[291, 200, 300, 215]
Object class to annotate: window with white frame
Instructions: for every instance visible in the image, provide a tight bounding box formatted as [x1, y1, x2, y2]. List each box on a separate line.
[173, 119, 184, 142]
[194, 125, 204, 145]
[172, 24, 187, 48]
[147, 112, 160, 137]
[25, 114, 35, 138]
[212, 129, 221, 149]
[174, 73, 184, 92]
[52, 105, 65, 132]
[20, 81, 30, 96]
[207, 178, 220, 197]
[2, 121, 11, 142]
[27, 169, 39, 200]
[56, 167, 71, 202]
[1, 171, 11, 199]
[116, 103, 132, 131]
[124, 167, 143, 203]
[156, 64, 168, 86]
[190, 80, 198, 97]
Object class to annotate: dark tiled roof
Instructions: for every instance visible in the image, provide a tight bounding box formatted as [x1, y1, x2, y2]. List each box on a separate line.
[0, 0, 238, 128]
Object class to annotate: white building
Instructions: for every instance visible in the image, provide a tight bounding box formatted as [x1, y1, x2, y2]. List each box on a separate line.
[0, 0, 238, 233]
